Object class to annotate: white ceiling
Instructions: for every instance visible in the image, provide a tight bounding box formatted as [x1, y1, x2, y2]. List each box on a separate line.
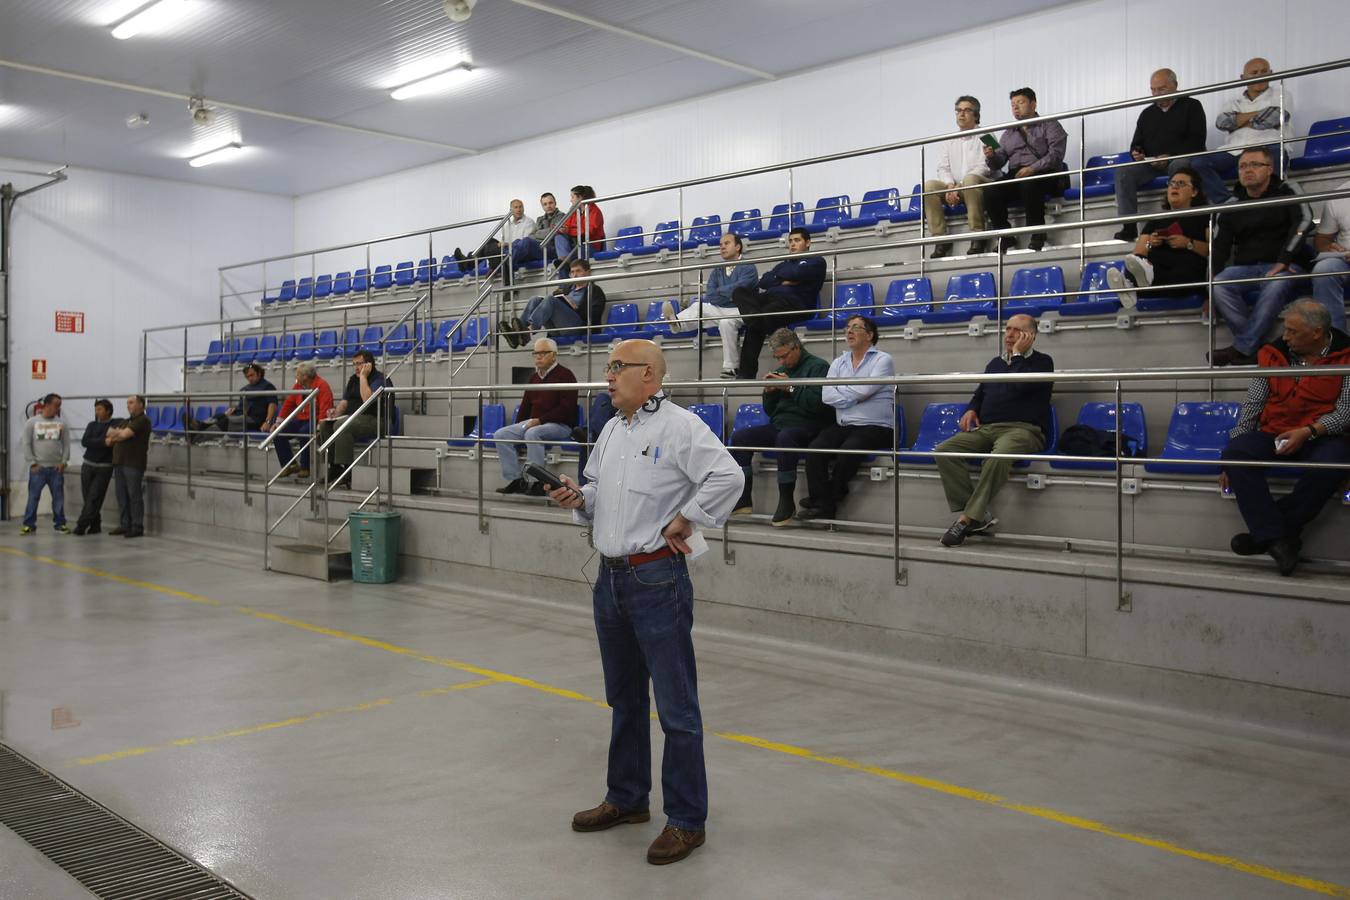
[0, 0, 1072, 196]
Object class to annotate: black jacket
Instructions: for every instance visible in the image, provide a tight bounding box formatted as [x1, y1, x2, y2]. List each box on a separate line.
[81, 419, 113, 465]
[1212, 178, 1313, 269]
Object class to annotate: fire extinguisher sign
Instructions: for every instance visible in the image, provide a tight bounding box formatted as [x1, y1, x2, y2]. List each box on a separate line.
[32, 359, 48, 380]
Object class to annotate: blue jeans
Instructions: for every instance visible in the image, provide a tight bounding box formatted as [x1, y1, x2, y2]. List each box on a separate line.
[511, 237, 548, 266]
[593, 553, 706, 831]
[522, 294, 584, 333]
[491, 421, 572, 481]
[1311, 256, 1349, 333]
[1222, 431, 1350, 543]
[23, 466, 65, 528]
[1212, 264, 1304, 355]
[271, 419, 314, 471]
[1114, 153, 1232, 219]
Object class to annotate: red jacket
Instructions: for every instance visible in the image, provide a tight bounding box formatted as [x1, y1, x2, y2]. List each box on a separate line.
[518, 364, 578, 426]
[1256, 331, 1350, 434]
[278, 376, 334, 422]
[561, 203, 605, 247]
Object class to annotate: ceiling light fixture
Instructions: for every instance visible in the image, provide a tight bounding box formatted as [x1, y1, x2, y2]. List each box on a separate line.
[188, 142, 245, 168]
[110, 0, 191, 40]
[390, 63, 475, 101]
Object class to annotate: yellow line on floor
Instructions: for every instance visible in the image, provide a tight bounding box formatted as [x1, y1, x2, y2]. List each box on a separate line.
[4, 545, 1346, 898]
[68, 679, 497, 767]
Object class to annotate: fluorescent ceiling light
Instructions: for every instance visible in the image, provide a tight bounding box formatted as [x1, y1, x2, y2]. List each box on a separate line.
[111, 0, 191, 40]
[189, 142, 245, 168]
[390, 64, 475, 101]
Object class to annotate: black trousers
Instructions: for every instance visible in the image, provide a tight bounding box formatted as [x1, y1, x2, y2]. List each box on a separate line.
[1221, 431, 1350, 544]
[732, 287, 813, 378]
[77, 464, 113, 531]
[804, 424, 894, 509]
[984, 175, 1051, 236]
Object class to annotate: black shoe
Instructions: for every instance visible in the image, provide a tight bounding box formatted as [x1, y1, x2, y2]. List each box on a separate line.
[525, 481, 547, 497]
[997, 235, 1017, 252]
[1112, 225, 1138, 242]
[1268, 537, 1301, 577]
[965, 515, 998, 537]
[1209, 346, 1257, 367]
[73, 523, 88, 536]
[1231, 533, 1273, 556]
[940, 516, 991, 547]
[124, 527, 143, 539]
[796, 504, 834, 522]
[498, 320, 517, 348]
[108, 527, 127, 536]
[1028, 234, 1047, 251]
[510, 316, 526, 336]
[88, 524, 101, 534]
[930, 242, 952, 259]
[966, 239, 989, 254]
[570, 426, 589, 444]
[771, 484, 796, 526]
[497, 478, 528, 495]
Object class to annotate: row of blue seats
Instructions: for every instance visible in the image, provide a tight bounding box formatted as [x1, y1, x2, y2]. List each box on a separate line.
[188, 320, 483, 366]
[261, 258, 497, 305]
[147, 404, 404, 437]
[449, 399, 1243, 475]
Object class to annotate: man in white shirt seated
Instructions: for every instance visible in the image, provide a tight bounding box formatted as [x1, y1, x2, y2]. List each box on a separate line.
[454, 199, 536, 282]
[923, 95, 996, 258]
[1312, 179, 1350, 333]
[1216, 57, 1295, 164]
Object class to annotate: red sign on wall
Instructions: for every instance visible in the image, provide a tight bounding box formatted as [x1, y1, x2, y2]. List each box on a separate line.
[55, 311, 85, 333]
[32, 359, 47, 380]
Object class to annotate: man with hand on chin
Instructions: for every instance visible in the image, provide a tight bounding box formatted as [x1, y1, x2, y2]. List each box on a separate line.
[545, 339, 741, 866]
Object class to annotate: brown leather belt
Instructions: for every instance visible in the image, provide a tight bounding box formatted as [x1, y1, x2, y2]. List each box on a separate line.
[601, 546, 677, 569]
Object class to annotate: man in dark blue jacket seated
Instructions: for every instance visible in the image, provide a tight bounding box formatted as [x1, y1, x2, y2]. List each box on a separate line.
[732, 227, 826, 379]
[936, 314, 1055, 546]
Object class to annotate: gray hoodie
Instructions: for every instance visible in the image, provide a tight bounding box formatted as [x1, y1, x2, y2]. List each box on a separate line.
[23, 414, 70, 467]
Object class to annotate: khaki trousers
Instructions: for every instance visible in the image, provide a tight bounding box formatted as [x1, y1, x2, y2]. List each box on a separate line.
[922, 173, 992, 237]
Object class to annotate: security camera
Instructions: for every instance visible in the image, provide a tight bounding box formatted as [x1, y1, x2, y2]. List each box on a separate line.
[188, 97, 215, 125]
[444, 0, 476, 22]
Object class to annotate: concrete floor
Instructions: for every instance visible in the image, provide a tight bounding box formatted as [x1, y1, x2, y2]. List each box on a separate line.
[1, 527, 1347, 900]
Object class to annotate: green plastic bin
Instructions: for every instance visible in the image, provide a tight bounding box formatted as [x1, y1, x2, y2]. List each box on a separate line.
[349, 510, 402, 583]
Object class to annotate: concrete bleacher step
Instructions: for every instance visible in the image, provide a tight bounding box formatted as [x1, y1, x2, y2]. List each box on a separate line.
[269, 538, 351, 582]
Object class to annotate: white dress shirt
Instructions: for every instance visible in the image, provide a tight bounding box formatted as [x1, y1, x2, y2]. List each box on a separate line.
[503, 215, 535, 244]
[574, 395, 743, 557]
[1217, 85, 1295, 154]
[935, 133, 994, 185]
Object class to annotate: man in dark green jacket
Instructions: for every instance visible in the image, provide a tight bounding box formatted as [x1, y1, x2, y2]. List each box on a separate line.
[730, 328, 834, 525]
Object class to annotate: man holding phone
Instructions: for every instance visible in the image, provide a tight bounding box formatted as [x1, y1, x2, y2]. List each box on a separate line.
[545, 339, 742, 866]
[319, 349, 392, 487]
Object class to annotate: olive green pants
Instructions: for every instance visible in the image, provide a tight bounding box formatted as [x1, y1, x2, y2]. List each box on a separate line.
[935, 421, 1044, 522]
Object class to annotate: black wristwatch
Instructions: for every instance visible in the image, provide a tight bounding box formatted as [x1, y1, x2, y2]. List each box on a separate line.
[1306, 425, 1317, 441]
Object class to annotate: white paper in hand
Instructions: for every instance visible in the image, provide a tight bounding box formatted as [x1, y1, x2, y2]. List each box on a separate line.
[684, 529, 709, 560]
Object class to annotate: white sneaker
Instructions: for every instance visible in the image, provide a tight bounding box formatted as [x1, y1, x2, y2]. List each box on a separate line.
[1105, 266, 1136, 309]
[1123, 254, 1154, 288]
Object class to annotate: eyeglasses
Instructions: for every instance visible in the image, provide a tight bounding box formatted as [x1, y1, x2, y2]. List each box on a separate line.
[604, 360, 648, 376]
[1166, 179, 1195, 188]
[531, 350, 555, 356]
[955, 106, 977, 114]
[1237, 162, 1271, 171]
[844, 324, 869, 333]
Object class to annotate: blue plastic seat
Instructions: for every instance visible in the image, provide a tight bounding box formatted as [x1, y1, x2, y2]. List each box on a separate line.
[876, 278, 934, 326]
[594, 226, 655, 260]
[351, 268, 370, 293]
[732, 403, 771, 433]
[263, 279, 296, 305]
[728, 209, 762, 238]
[601, 303, 651, 341]
[192, 339, 224, 367]
[236, 336, 259, 364]
[438, 255, 466, 281]
[746, 203, 805, 242]
[1007, 266, 1065, 315]
[841, 188, 902, 229]
[682, 215, 723, 249]
[1051, 402, 1148, 471]
[219, 338, 240, 364]
[313, 275, 333, 300]
[450, 316, 490, 353]
[295, 278, 314, 301]
[394, 261, 415, 288]
[806, 282, 876, 331]
[415, 258, 435, 285]
[923, 273, 998, 323]
[447, 403, 507, 448]
[385, 324, 413, 356]
[412, 321, 437, 354]
[332, 272, 352, 296]
[341, 327, 361, 359]
[372, 265, 393, 291]
[651, 220, 682, 253]
[1063, 262, 1125, 316]
[166, 406, 187, 435]
[889, 184, 923, 223]
[149, 407, 168, 433]
[902, 402, 966, 464]
[1143, 402, 1240, 475]
[688, 403, 725, 441]
[254, 335, 278, 363]
[1291, 116, 1350, 170]
[1136, 291, 1206, 312]
[279, 333, 297, 361]
[432, 320, 455, 353]
[804, 195, 851, 234]
[643, 300, 676, 338]
[295, 332, 317, 361]
[315, 330, 340, 360]
[360, 325, 385, 355]
[1062, 152, 1165, 200]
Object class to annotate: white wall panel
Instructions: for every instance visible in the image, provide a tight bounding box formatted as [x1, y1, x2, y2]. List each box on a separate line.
[4, 157, 292, 482]
[294, 0, 1350, 255]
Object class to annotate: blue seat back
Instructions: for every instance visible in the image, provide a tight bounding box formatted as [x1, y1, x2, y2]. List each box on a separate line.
[352, 268, 370, 292]
[237, 336, 259, 364]
[602, 303, 646, 340]
[687, 215, 722, 245]
[832, 282, 875, 318]
[450, 316, 489, 352]
[1085, 152, 1131, 189]
[295, 332, 316, 360]
[1080, 260, 1125, 304]
[313, 274, 332, 299]
[611, 226, 646, 252]
[1008, 266, 1066, 311]
[295, 277, 313, 301]
[1144, 402, 1240, 474]
[342, 327, 361, 358]
[688, 403, 725, 441]
[439, 255, 466, 280]
[360, 325, 384, 355]
[811, 195, 851, 227]
[315, 330, 340, 360]
[433, 320, 455, 353]
[1293, 116, 1350, 168]
[332, 271, 352, 295]
[883, 278, 934, 316]
[415, 258, 435, 284]
[939, 272, 998, 316]
[857, 188, 902, 222]
[372, 265, 393, 290]
[448, 403, 506, 447]
[202, 340, 225, 366]
[909, 402, 967, 452]
[255, 334, 278, 363]
[652, 221, 681, 250]
[729, 209, 762, 236]
[279, 333, 297, 360]
[765, 203, 806, 234]
[413, 321, 437, 353]
[1076, 402, 1147, 455]
[385, 324, 413, 356]
[394, 261, 415, 287]
[733, 403, 771, 433]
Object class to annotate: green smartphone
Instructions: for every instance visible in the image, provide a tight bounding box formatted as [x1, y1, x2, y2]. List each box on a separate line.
[980, 134, 1000, 150]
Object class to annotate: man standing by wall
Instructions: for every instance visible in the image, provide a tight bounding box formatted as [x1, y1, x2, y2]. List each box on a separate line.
[20, 393, 70, 535]
[548, 339, 742, 866]
[105, 394, 152, 538]
[73, 398, 115, 536]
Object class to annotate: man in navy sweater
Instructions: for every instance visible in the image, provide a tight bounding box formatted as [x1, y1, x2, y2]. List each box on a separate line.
[732, 227, 826, 379]
[936, 314, 1055, 545]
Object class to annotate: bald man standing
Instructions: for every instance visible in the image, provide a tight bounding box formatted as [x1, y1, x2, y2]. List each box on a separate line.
[547, 339, 742, 865]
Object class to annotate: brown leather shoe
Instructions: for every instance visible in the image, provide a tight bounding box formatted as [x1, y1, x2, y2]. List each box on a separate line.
[571, 801, 650, 833]
[646, 825, 705, 865]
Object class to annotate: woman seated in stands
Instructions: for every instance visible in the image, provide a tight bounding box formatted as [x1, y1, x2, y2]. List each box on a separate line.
[1107, 166, 1210, 307]
[556, 184, 605, 270]
[798, 314, 896, 522]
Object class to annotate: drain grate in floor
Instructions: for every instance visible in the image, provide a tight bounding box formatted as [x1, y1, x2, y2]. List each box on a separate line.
[0, 742, 253, 899]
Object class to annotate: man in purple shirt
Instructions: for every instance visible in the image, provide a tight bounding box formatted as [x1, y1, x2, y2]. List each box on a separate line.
[982, 87, 1068, 252]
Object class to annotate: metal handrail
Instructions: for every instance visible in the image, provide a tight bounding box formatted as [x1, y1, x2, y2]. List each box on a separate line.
[258, 388, 321, 449]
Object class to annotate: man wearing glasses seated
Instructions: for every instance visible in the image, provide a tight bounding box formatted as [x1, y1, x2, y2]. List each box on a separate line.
[546, 340, 741, 866]
[492, 337, 578, 496]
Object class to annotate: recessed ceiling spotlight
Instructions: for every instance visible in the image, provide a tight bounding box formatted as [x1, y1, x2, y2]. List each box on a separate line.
[444, 0, 477, 23]
[126, 112, 150, 128]
[189, 142, 245, 168]
[390, 63, 475, 101]
[110, 0, 192, 40]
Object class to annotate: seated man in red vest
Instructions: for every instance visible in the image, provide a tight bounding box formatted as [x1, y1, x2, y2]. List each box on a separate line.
[1220, 299, 1350, 576]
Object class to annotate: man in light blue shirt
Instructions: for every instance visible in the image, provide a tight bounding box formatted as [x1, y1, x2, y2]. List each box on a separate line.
[801, 315, 896, 521]
[666, 232, 758, 378]
[548, 339, 741, 865]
